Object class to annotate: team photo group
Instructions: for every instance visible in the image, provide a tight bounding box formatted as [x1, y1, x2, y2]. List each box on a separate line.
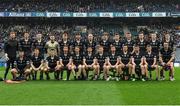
[3, 30, 175, 82]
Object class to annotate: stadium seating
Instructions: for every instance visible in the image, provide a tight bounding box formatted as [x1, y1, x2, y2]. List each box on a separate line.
[0, 0, 179, 12]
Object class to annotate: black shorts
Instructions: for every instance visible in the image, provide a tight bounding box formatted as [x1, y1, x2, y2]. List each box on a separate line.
[122, 67, 129, 75]
[49, 67, 55, 72]
[148, 65, 155, 71]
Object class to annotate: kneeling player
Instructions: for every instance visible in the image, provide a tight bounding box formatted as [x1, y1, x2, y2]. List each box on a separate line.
[159, 42, 175, 81]
[30, 48, 44, 80]
[11, 51, 31, 80]
[45, 49, 62, 80]
[144, 45, 159, 80]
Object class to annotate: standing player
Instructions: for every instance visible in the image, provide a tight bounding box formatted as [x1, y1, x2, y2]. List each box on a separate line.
[99, 32, 111, 54]
[71, 33, 84, 54]
[148, 33, 160, 60]
[33, 33, 46, 57]
[122, 32, 135, 54]
[162, 32, 175, 50]
[45, 49, 62, 80]
[45, 34, 60, 56]
[11, 51, 31, 80]
[19, 32, 33, 59]
[136, 32, 147, 53]
[4, 31, 19, 80]
[120, 45, 135, 81]
[111, 33, 122, 55]
[84, 34, 96, 53]
[159, 42, 175, 81]
[30, 48, 44, 80]
[144, 45, 159, 80]
[59, 32, 71, 53]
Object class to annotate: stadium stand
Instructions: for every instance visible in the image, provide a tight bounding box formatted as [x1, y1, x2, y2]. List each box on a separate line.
[0, 0, 179, 12]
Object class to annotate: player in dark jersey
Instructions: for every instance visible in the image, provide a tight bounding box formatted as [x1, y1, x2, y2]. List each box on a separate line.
[99, 32, 111, 54]
[33, 33, 45, 57]
[91, 58, 100, 80]
[108, 46, 121, 81]
[10, 51, 31, 80]
[59, 32, 71, 53]
[111, 33, 122, 55]
[66, 57, 76, 80]
[19, 32, 33, 59]
[136, 32, 147, 53]
[159, 42, 175, 81]
[72, 46, 84, 80]
[103, 57, 112, 81]
[84, 47, 95, 79]
[95, 46, 107, 80]
[122, 32, 135, 54]
[30, 48, 44, 80]
[4, 31, 19, 80]
[148, 33, 160, 58]
[71, 33, 84, 54]
[131, 45, 145, 81]
[45, 49, 62, 80]
[84, 34, 96, 53]
[120, 45, 135, 81]
[60, 46, 71, 80]
[144, 45, 159, 80]
[162, 32, 175, 50]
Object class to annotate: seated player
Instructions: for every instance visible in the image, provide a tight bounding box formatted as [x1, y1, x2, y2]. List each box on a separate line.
[159, 42, 175, 81]
[11, 51, 31, 81]
[131, 45, 145, 81]
[91, 58, 100, 80]
[95, 46, 106, 80]
[45, 49, 62, 80]
[139, 56, 148, 81]
[108, 46, 121, 81]
[30, 48, 44, 80]
[144, 45, 159, 80]
[66, 57, 76, 80]
[73, 46, 84, 80]
[60, 46, 71, 80]
[120, 45, 135, 81]
[103, 57, 112, 81]
[84, 47, 95, 79]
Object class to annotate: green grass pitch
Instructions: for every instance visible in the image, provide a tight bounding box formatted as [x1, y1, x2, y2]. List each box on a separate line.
[0, 67, 180, 105]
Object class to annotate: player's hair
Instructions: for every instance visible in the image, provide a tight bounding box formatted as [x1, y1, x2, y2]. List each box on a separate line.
[34, 48, 39, 51]
[10, 31, 16, 35]
[138, 31, 144, 35]
[146, 44, 151, 48]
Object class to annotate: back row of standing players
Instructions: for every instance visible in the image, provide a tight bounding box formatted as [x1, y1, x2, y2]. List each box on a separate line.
[4, 31, 175, 81]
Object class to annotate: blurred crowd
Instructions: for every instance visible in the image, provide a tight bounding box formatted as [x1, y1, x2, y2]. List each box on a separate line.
[0, 0, 179, 12]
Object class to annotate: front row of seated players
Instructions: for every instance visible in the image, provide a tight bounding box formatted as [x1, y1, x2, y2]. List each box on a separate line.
[10, 42, 175, 81]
